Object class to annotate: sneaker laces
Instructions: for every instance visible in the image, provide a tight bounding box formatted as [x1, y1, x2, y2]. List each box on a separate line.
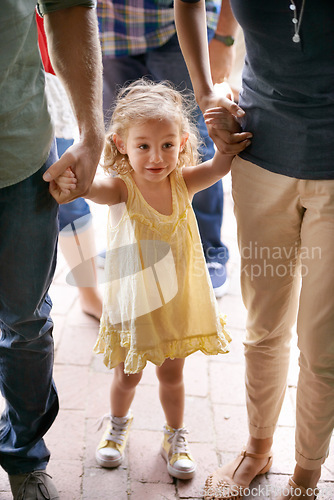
[165, 425, 190, 458]
[96, 412, 131, 446]
[16, 471, 53, 500]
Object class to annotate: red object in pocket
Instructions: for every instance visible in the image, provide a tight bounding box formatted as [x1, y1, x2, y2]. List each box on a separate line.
[36, 11, 55, 75]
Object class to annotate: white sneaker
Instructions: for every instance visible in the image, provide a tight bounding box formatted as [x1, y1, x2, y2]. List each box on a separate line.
[160, 424, 196, 480]
[95, 411, 133, 468]
[207, 262, 229, 298]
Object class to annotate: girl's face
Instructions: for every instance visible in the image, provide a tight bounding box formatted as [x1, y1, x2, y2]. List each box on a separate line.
[114, 118, 188, 184]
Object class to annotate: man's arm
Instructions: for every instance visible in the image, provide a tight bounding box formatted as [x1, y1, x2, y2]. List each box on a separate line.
[175, 0, 251, 153]
[42, 6, 105, 200]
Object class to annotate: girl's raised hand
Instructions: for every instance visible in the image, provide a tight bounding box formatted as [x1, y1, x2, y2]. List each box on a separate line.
[49, 167, 78, 204]
[204, 106, 252, 153]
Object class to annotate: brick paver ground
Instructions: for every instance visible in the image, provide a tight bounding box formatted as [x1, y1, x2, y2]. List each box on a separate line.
[0, 177, 333, 499]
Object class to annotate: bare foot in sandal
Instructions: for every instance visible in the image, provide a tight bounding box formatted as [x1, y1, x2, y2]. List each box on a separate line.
[276, 465, 321, 500]
[204, 437, 273, 500]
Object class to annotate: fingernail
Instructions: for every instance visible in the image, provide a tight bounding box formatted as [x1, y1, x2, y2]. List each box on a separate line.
[43, 173, 52, 181]
[236, 109, 244, 117]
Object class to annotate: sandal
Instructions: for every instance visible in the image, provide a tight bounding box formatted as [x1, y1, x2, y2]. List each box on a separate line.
[284, 477, 319, 499]
[203, 448, 273, 500]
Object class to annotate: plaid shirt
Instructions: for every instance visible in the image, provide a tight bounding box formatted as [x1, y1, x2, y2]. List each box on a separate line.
[97, 0, 220, 58]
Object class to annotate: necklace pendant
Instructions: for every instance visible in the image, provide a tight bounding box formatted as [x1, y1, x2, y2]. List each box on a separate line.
[292, 33, 301, 43]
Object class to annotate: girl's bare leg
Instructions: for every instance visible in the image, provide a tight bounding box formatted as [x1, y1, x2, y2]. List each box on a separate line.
[110, 363, 142, 417]
[156, 358, 185, 428]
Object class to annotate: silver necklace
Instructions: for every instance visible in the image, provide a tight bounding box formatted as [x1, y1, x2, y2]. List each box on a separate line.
[289, 0, 306, 43]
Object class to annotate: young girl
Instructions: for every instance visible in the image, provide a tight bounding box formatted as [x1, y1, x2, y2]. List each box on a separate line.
[52, 79, 248, 480]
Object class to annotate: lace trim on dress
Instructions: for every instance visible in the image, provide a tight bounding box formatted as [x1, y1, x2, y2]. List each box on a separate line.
[95, 317, 231, 374]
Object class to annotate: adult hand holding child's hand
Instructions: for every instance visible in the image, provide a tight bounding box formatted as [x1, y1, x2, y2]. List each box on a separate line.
[49, 166, 77, 204]
[200, 82, 252, 155]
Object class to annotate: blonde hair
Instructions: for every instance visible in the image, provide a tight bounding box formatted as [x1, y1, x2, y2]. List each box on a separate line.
[103, 78, 200, 175]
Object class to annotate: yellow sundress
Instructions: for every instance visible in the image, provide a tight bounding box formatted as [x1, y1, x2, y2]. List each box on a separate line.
[95, 167, 230, 374]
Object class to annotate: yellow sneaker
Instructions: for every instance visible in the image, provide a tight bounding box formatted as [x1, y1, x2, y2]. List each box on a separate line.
[160, 424, 196, 480]
[95, 410, 133, 468]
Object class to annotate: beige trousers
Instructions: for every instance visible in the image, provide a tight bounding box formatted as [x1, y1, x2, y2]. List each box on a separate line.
[231, 157, 334, 470]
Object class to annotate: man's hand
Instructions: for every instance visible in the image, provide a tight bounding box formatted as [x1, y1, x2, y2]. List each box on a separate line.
[43, 136, 104, 203]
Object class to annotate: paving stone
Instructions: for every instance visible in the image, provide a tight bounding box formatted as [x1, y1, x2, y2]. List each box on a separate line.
[130, 480, 177, 499]
[0, 468, 10, 494]
[50, 281, 77, 316]
[53, 364, 89, 410]
[47, 459, 83, 499]
[322, 449, 334, 480]
[52, 313, 65, 351]
[322, 467, 334, 482]
[218, 450, 242, 469]
[213, 403, 249, 453]
[263, 474, 291, 500]
[0, 493, 12, 500]
[317, 481, 334, 500]
[90, 351, 112, 374]
[55, 323, 98, 365]
[212, 326, 245, 365]
[270, 427, 296, 475]
[242, 474, 271, 499]
[209, 361, 246, 406]
[183, 351, 209, 398]
[224, 264, 242, 297]
[140, 360, 160, 386]
[131, 385, 165, 432]
[287, 334, 300, 387]
[85, 370, 113, 419]
[276, 390, 296, 428]
[82, 466, 128, 500]
[219, 293, 247, 330]
[183, 395, 215, 443]
[128, 429, 173, 484]
[45, 409, 85, 461]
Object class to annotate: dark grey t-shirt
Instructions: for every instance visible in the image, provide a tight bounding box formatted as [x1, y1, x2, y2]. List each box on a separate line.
[231, 0, 334, 179]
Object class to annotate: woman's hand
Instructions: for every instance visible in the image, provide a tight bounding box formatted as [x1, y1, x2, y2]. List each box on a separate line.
[204, 105, 252, 155]
[199, 85, 252, 154]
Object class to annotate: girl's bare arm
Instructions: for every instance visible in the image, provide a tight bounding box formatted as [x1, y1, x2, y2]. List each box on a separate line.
[182, 150, 234, 199]
[51, 170, 127, 206]
[85, 177, 128, 205]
